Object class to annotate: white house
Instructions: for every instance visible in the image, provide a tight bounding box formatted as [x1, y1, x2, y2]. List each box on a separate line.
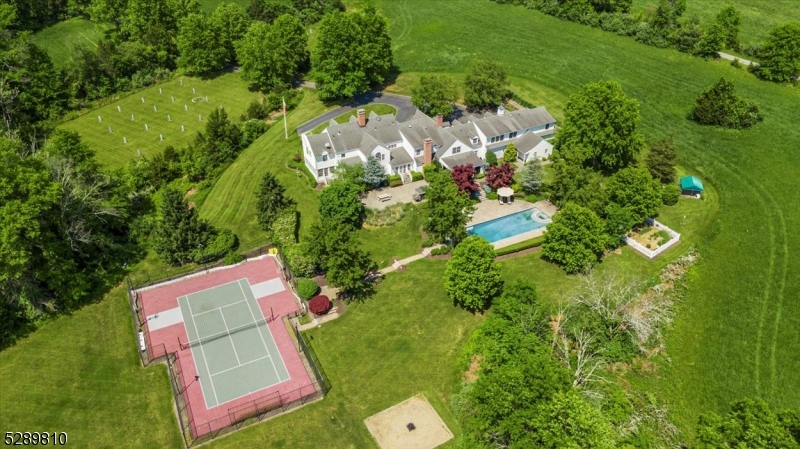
[301, 105, 557, 183]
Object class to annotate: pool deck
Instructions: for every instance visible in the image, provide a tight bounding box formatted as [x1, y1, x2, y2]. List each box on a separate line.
[467, 199, 559, 249]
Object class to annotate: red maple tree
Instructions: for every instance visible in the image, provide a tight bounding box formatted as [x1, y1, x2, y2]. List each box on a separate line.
[451, 164, 479, 195]
[308, 295, 332, 315]
[486, 163, 515, 189]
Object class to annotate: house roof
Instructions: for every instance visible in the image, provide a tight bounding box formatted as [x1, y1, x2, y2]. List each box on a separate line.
[440, 151, 484, 169]
[473, 107, 556, 137]
[680, 176, 704, 192]
[513, 132, 544, 154]
[389, 147, 413, 166]
[339, 156, 363, 166]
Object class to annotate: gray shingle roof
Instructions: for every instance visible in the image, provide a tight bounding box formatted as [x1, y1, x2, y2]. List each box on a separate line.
[440, 151, 484, 168]
[340, 156, 363, 166]
[513, 132, 544, 154]
[390, 147, 413, 166]
[473, 107, 555, 138]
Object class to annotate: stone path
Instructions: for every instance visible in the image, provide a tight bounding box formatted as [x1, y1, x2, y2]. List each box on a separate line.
[718, 52, 755, 67]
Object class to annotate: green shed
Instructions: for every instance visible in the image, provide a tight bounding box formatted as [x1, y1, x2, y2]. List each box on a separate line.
[680, 176, 704, 194]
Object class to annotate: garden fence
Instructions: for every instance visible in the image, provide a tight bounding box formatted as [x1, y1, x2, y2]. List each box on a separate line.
[623, 219, 681, 260]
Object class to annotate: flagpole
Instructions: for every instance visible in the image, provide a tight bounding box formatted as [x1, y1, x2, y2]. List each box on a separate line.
[283, 96, 288, 139]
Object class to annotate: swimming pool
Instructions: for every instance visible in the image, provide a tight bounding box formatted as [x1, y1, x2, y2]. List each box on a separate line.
[467, 208, 551, 243]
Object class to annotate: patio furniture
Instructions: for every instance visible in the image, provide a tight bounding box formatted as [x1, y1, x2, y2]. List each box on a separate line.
[377, 193, 392, 202]
[412, 187, 425, 202]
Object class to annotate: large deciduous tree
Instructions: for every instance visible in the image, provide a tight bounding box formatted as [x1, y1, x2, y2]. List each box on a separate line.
[306, 221, 376, 299]
[541, 203, 607, 273]
[695, 398, 800, 449]
[423, 170, 473, 243]
[714, 6, 742, 50]
[256, 171, 294, 231]
[122, 0, 180, 56]
[463, 59, 508, 110]
[210, 2, 252, 65]
[554, 80, 645, 174]
[646, 136, 678, 183]
[486, 162, 515, 189]
[312, 8, 392, 101]
[411, 75, 458, 118]
[605, 167, 663, 224]
[444, 235, 503, 312]
[248, 0, 298, 24]
[236, 15, 308, 91]
[177, 13, 227, 75]
[753, 22, 800, 83]
[319, 180, 364, 228]
[692, 77, 763, 129]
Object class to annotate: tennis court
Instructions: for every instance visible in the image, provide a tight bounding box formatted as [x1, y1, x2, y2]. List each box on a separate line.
[179, 279, 290, 408]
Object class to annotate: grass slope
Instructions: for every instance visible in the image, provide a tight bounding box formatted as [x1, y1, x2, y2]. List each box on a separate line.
[28, 18, 107, 67]
[199, 90, 332, 250]
[376, 0, 800, 437]
[59, 73, 259, 169]
[0, 286, 181, 448]
[631, 0, 800, 45]
[360, 205, 424, 268]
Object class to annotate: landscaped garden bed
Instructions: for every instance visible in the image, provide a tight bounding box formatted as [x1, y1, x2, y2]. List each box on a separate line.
[629, 225, 673, 250]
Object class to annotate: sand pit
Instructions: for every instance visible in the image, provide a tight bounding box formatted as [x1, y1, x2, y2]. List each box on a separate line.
[364, 394, 453, 449]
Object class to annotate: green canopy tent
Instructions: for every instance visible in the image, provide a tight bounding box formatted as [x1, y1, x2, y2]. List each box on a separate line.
[680, 176, 704, 195]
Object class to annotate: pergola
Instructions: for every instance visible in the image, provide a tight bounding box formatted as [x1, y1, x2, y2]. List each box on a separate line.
[497, 187, 514, 204]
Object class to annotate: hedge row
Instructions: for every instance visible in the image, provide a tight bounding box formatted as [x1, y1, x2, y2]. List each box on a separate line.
[494, 235, 546, 257]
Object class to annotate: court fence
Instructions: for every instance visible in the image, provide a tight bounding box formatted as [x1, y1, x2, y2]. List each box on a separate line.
[124, 250, 328, 448]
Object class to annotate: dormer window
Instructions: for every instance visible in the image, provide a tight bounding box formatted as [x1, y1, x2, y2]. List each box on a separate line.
[322, 154, 328, 161]
[545, 123, 551, 130]
[387, 143, 397, 149]
[471, 137, 479, 145]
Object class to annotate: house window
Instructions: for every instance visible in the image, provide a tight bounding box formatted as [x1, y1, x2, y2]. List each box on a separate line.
[452, 146, 461, 154]
[471, 137, 479, 145]
[376, 153, 385, 161]
[509, 131, 517, 139]
[339, 153, 345, 158]
[387, 143, 397, 149]
[322, 155, 328, 161]
[317, 169, 323, 177]
[545, 123, 550, 130]
[415, 148, 422, 156]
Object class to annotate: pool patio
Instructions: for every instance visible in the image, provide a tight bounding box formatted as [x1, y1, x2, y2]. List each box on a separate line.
[468, 199, 558, 249]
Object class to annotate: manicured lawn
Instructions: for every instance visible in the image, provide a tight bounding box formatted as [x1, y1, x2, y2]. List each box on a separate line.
[199, 90, 333, 250]
[0, 285, 182, 448]
[309, 103, 398, 134]
[359, 205, 424, 268]
[631, 0, 800, 45]
[376, 0, 800, 439]
[59, 72, 259, 169]
[28, 18, 108, 67]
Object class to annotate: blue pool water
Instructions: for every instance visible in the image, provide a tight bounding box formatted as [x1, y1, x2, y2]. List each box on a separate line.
[468, 208, 550, 243]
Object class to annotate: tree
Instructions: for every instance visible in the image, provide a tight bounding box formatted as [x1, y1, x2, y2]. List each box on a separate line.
[291, 0, 344, 24]
[450, 164, 479, 195]
[177, 13, 227, 75]
[319, 181, 363, 228]
[248, 0, 298, 23]
[486, 162, 515, 189]
[423, 170, 474, 243]
[362, 155, 386, 189]
[236, 15, 308, 91]
[463, 59, 508, 109]
[753, 22, 800, 83]
[671, 15, 704, 53]
[604, 203, 635, 249]
[312, 9, 392, 101]
[411, 75, 458, 117]
[306, 220, 376, 298]
[692, 22, 726, 59]
[485, 150, 498, 167]
[185, 107, 244, 179]
[553, 80, 645, 173]
[646, 137, 677, 183]
[549, 161, 606, 214]
[122, 0, 179, 55]
[153, 187, 213, 265]
[541, 203, 607, 273]
[256, 171, 293, 231]
[530, 391, 616, 449]
[502, 142, 518, 164]
[715, 6, 742, 50]
[444, 236, 503, 312]
[210, 2, 252, 65]
[696, 398, 800, 449]
[520, 159, 545, 194]
[605, 167, 662, 224]
[331, 161, 367, 193]
[692, 78, 763, 129]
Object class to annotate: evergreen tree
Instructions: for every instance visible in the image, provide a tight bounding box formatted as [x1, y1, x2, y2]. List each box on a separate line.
[463, 59, 508, 109]
[444, 235, 503, 312]
[520, 159, 545, 194]
[362, 155, 386, 189]
[153, 187, 212, 265]
[122, 0, 180, 56]
[646, 137, 678, 183]
[502, 142, 518, 164]
[692, 78, 763, 129]
[256, 171, 293, 231]
[485, 150, 498, 167]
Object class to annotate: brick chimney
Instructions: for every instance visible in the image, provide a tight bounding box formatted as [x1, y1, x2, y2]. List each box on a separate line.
[435, 114, 443, 128]
[357, 109, 366, 127]
[423, 138, 433, 165]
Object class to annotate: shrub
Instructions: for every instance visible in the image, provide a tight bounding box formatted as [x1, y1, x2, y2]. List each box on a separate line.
[285, 243, 316, 277]
[421, 239, 435, 248]
[662, 184, 681, 205]
[242, 120, 269, 146]
[692, 78, 763, 129]
[485, 151, 498, 166]
[308, 295, 332, 315]
[241, 99, 268, 121]
[296, 278, 319, 300]
[430, 245, 452, 256]
[494, 235, 546, 257]
[411, 171, 423, 182]
[191, 229, 239, 263]
[486, 192, 499, 200]
[224, 251, 245, 265]
[388, 174, 403, 187]
[475, 172, 485, 179]
[730, 58, 742, 69]
[423, 163, 438, 178]
[364, 203, 409, 227]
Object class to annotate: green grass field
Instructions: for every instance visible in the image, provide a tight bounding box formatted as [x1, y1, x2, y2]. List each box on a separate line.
[28, 18, 108, 67]
[359, 205, 425, 268]
[310, 103, 398, 134]
[59, 73, 259, 169]
[378, 0, 800, 438]
[631, 0, 800, 45]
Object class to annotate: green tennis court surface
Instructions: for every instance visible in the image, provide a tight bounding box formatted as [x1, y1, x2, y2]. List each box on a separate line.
[179, 279, 290, 408]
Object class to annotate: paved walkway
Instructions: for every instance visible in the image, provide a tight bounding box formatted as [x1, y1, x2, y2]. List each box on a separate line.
[379, 245, 443, 275]
[295, 91, 416, 135]
[718, 52, 755, 66]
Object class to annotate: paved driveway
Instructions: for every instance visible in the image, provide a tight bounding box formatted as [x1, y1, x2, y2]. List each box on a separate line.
[295, 91, 416, 135]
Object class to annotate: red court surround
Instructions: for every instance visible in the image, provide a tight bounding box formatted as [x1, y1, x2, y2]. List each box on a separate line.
[138, 256, 315, 437]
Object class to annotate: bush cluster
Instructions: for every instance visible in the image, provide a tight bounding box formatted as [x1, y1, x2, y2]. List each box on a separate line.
[308, 295, 332, 315]
[296, 278, 320, 300]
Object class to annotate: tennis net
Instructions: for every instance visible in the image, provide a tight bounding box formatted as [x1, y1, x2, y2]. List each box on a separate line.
[180, 318, 269, 350]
